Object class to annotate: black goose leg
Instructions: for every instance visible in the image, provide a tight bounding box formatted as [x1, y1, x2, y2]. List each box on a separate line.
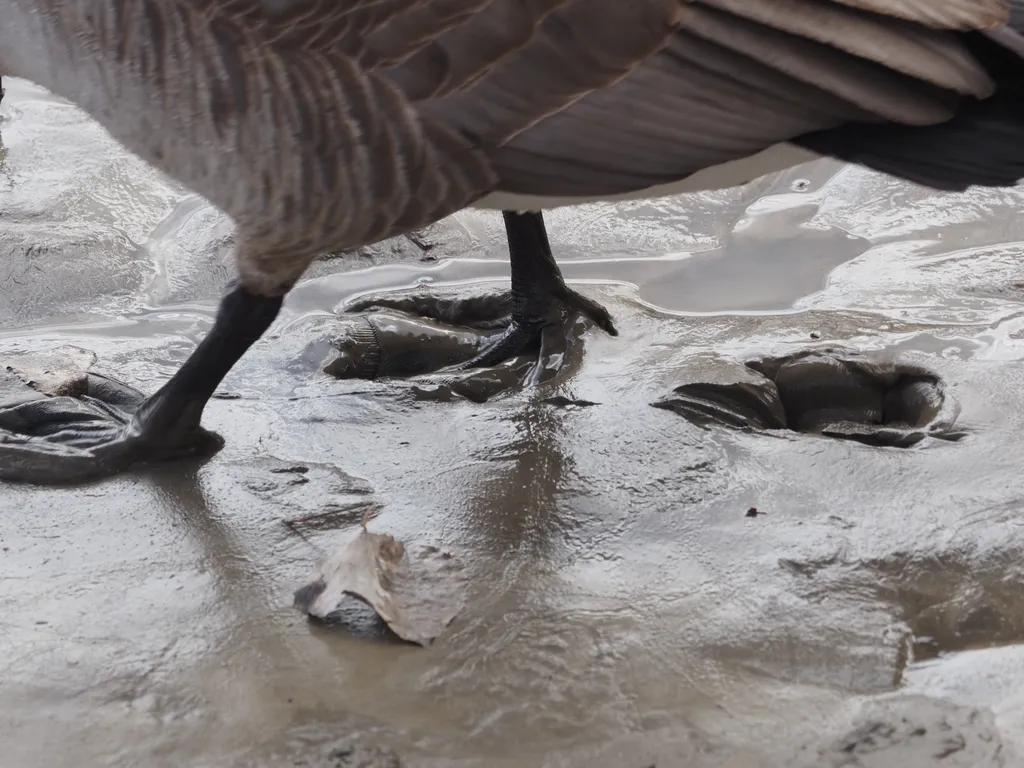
[0, 282, 282, 484]
[459, 210, 617, 369]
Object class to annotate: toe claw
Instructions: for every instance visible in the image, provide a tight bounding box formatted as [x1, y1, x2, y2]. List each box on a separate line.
[560, 287, 618, 337]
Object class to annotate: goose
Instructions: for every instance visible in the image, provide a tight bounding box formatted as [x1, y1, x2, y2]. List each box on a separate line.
[2, 0, 1024, 485]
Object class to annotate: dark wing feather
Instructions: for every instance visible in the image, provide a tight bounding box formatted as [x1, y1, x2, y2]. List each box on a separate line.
[797, 0, 1024, 191]
[190, 0, 1024, 201]
[447, 0, 1003, 197]
[698, 0, 994, 96]
[796, 87, 1024, 190]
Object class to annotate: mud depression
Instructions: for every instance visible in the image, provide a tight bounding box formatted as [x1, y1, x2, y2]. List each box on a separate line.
[4, 77, 1024, 767]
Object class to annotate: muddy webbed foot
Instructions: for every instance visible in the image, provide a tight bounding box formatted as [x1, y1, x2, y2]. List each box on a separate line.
[0, 373, 222, 484]
[458, 210, 617, 377]
[0, 282, 282, 485]
[338, 210, 616, 388]
[453, 279, 615, 368]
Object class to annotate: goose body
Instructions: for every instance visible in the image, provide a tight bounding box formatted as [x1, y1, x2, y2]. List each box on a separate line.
[4, 0, 1023, 291]
[3, 0, 1024, 483]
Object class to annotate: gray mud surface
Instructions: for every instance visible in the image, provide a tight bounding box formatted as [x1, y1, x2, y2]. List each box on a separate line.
[4, 77, 1024, 767]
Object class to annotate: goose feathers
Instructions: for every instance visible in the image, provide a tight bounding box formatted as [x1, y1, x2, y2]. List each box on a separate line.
[7, 0, 1024, 281]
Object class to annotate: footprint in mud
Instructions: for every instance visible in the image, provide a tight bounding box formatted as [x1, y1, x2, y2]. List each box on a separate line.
[653, 347, 965, 448]
[0, 294, 965, 451]
[304, 291, 964, 451]
[862, 546, 1024, 660]
[311, 286, 591, 403]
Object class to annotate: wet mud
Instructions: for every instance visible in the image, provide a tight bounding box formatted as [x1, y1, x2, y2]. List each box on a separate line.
[6, 76, 1024, 767]
[653, 347, 962, 447]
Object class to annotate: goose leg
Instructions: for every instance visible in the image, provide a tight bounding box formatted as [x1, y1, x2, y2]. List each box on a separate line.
[457, 210, 617, 368]
[0, 282, 282, 484]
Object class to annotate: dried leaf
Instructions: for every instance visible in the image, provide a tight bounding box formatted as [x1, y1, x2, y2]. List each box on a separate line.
[294, 530, 467, 647]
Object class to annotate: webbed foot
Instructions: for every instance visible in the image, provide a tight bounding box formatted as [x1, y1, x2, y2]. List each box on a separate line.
[0, 282, 282, 485]
[0, 373, 222, 484]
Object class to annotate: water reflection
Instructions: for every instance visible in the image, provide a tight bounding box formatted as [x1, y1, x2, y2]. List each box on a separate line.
[458, 403, 580, 560]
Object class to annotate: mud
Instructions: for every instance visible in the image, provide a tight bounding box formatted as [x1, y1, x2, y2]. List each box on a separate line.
[6, 76, 1024, 767]
[652, 346, 962, 447]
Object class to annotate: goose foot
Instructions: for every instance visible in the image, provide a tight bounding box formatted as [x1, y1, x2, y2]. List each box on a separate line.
[452, 281, 615, 375]
[0, 374, 224, 485]
[0, 282, 282, 485]
[342, 210, 616, 385]
[473, 210, 618, 368]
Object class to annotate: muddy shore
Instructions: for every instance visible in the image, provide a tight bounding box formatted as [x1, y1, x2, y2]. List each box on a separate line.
[4, 76, 1024, 767]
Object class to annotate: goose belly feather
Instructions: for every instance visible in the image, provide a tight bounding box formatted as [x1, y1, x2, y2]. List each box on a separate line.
[472, 143, 825, 211]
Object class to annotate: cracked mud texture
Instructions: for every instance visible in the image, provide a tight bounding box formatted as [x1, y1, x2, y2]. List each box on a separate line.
[6, 77, 1024, 767]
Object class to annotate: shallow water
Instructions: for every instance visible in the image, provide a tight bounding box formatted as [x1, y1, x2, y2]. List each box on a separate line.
[4, 76, 1024, 767]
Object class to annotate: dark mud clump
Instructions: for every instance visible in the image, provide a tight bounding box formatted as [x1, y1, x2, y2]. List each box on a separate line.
[284, 738, 403, 768]
[654, 347, 962, 448]
[319, 741, 402, 768]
